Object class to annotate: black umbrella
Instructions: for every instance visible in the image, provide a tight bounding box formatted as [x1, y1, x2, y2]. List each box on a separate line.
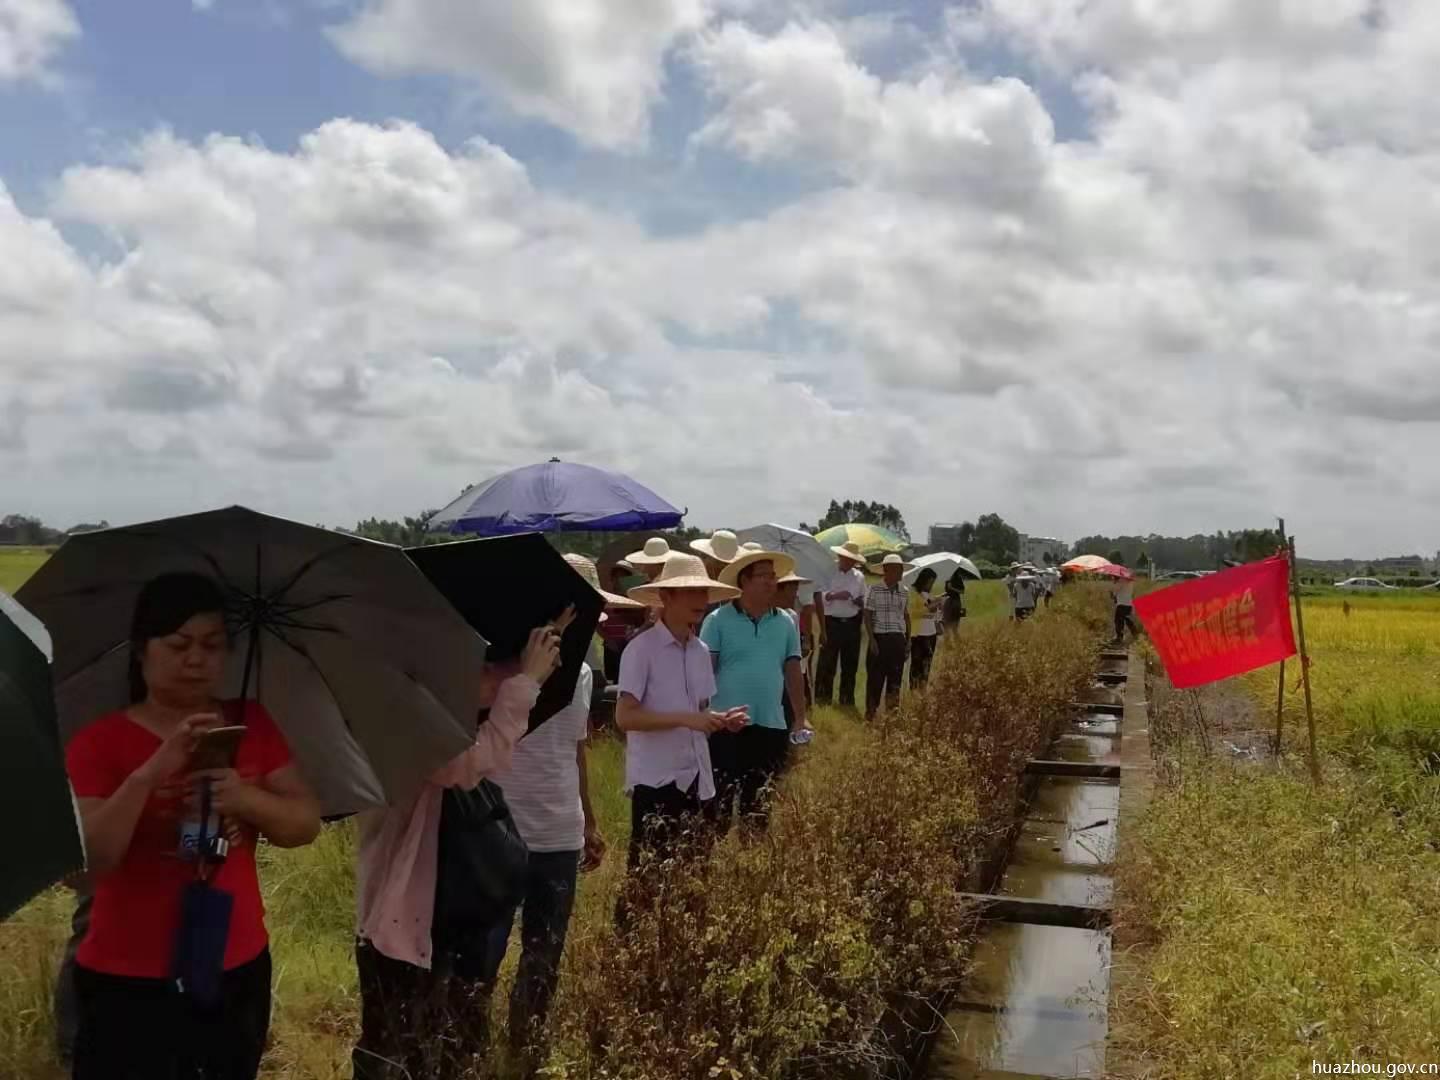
[17, 507, 490, 817]
[406, 534, 604, 730]
[0, 590, 84, 920]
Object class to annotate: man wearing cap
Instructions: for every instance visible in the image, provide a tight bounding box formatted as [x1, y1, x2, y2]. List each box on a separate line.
[864, 554, 912, 722]
[701, 549, 807, 832]
[815, 541, 868, 709]
[617, 555, 749, 876]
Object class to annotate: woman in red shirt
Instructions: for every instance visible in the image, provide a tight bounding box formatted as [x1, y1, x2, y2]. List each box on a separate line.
[64, 573, 321, 1080]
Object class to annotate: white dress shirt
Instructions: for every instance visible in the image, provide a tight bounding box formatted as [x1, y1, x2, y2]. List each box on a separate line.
[822, 566, 867, 619]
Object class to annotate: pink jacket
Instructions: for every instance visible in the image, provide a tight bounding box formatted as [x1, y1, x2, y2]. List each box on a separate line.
[355, 674, 539, 969]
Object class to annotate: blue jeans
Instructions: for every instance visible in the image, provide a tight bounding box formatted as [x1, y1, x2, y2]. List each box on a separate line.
[484, 849, 580, 1048]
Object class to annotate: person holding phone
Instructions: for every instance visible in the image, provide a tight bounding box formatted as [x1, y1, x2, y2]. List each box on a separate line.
[478, 556, 615, 1057]
[63, 573, 321, 1080]
[352, 613, 567, 1080]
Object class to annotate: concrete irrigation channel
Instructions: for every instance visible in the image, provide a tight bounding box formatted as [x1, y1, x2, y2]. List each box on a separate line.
[913, 646, 1149, 1080]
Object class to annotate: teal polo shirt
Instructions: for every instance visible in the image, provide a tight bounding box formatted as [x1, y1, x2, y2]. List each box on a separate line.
[700, 602, 802, 731]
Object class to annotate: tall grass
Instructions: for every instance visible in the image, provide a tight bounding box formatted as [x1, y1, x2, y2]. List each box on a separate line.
[1112, 591, 1440, 1079]
[541, 591, 1102, 1079]
[1, 575, 1101, 1079]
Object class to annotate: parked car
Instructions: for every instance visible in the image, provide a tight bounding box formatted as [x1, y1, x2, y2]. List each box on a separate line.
[1335, 577, 1396, 592]
[1157, 571, 1207, 581]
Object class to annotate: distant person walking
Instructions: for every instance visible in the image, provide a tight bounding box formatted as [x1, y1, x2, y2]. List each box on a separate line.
[907, 567, 941, 690]
[1012, 571, 1041, 622]
[815, 541, 868, 708]
[1112, 572, 1138, 643]
[864, 554, 911, 721]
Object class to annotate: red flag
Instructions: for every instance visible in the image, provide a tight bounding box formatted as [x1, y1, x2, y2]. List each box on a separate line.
[1133, 555, 1297, 689]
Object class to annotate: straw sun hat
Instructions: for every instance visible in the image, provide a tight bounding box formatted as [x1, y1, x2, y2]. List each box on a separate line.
[717, 549, 797, 588]
[690, 529, 743, 564]
[563, 553, 643, 610]
[868, 552, 914, 574]
[831, 540, 867, 566]
[626, 536, 674, 566]
[628, 553, 740, 607]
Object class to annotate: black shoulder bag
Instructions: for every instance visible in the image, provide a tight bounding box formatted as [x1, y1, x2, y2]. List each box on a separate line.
[431, 776, 530, 958]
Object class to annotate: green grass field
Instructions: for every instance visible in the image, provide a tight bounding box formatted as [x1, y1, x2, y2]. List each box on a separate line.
[1111, 589, 1440, 1079]
[0, 549, 1028, 1078]
[0, 548, 51, 594]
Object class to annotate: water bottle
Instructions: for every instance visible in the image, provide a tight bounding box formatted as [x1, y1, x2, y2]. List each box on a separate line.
[790, 728, 815, 746]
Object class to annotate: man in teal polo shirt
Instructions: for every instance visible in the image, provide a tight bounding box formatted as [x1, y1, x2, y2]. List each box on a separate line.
[701, 548, 808, 832]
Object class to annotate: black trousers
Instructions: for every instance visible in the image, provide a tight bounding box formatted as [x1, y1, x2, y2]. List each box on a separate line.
[866, 633, 908, 719]
[626, 780, 712, 871]
[353, 940, 494, 1080]
[1114, 603, 1138, 641]
[815, 615, 862, 705]
[709, 725, 791, 831]
[909, 634, 937, 690]
[73, 950, 271, 1080]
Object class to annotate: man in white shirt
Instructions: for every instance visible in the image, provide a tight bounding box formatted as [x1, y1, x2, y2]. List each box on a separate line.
[814, 541, 868, 708]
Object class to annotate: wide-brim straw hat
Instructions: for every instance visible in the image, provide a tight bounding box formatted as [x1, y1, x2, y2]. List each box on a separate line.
[777, 570, 813, 586]
[868, 552, 914, 574]
[564, 553, 644, 609]
[831, 540, 867, 566]
[690, 529, 742, 564]
[717, 549, 798, 587]
[628, 553, 740, 607]
[626, 536, 674, 566]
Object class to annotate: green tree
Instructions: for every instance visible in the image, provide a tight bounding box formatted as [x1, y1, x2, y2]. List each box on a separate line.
[941, 513, 1019, 565]
[1107, 550, 1125, 567]
[1136, 551, 1152, 573]
[348, 511, 441, 547]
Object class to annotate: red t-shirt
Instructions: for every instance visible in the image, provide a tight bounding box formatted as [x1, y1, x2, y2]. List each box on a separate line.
[65, 701, 293, 978]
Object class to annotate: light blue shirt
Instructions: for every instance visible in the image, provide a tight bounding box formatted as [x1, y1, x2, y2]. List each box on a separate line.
[700, 602, 802, 731]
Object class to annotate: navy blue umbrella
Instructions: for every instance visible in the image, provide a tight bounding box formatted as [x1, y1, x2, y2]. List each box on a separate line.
[431, 459, 685, 537]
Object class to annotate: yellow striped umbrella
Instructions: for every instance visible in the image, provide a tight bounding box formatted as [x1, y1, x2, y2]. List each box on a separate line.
[813, 523, 908, 561]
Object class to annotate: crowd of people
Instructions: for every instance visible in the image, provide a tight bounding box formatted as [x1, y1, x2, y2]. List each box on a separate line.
[47, 532, 1013, 1080]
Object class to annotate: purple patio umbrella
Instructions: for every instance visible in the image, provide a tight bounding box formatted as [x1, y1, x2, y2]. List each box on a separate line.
[430, 458, 685, 537]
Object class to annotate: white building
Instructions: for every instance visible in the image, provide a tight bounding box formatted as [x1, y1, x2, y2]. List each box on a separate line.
[1018, 534, 1069, 567]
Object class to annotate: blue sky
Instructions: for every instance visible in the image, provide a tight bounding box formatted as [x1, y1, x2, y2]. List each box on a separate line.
[3, 0, 1433, 557]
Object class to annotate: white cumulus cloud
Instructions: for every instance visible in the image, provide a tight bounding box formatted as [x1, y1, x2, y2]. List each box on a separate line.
[0, 0, 78, 82]
[326, 0, 715, 149]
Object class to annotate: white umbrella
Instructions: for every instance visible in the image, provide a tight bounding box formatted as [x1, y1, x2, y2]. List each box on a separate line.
[904, 552, 981, 586]
[735, 524, 834, 604]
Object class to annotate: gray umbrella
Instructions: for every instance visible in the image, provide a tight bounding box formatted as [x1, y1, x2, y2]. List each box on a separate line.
[17, 506, 488, 817]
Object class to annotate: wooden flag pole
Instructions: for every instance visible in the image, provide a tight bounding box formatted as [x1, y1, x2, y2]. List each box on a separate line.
[1286, 526, 1322, 785]
[1274, 517, 1287, 757]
